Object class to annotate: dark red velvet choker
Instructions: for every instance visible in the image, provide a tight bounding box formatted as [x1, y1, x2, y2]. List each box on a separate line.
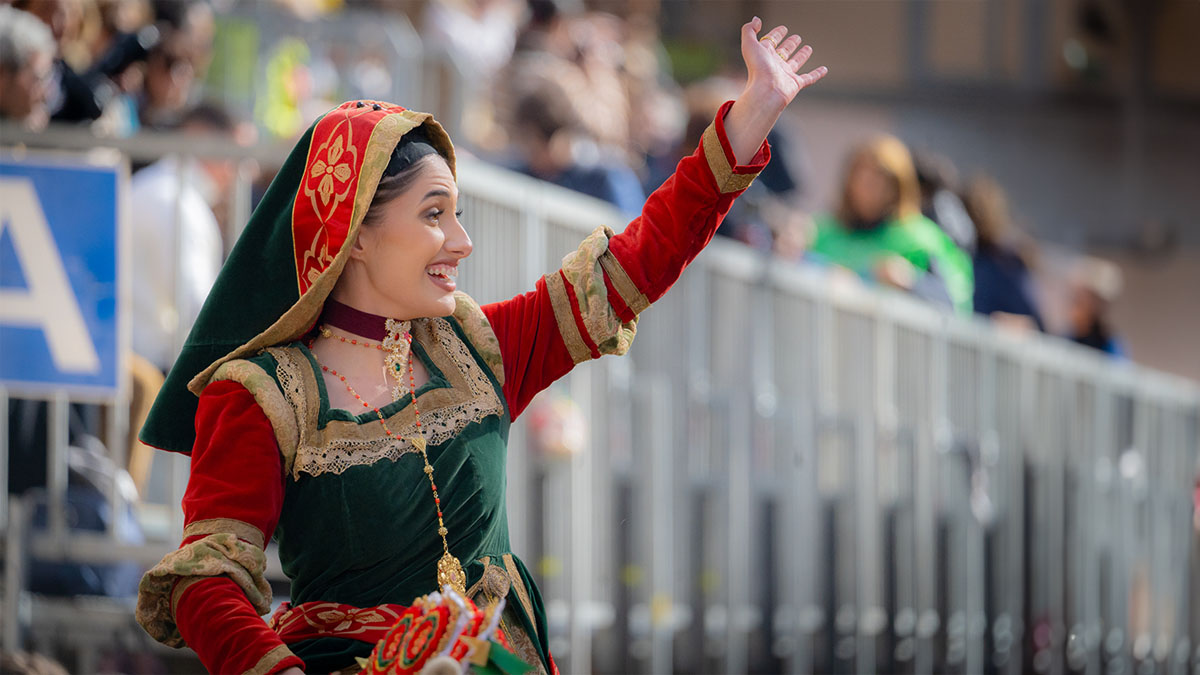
[319, 298, 397, 341]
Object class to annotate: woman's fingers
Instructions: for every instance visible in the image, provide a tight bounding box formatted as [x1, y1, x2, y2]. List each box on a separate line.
[794, 65, 829, 89]
[776, 34, 803, 61]
[786, 43, 813, 72]
[758, 24, 788, 52]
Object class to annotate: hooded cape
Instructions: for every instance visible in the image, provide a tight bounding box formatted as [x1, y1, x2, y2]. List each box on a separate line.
[140, 101, 455, 455]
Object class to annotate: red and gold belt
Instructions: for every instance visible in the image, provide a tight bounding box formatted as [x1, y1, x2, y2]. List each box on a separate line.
[269, 601, 408, 644]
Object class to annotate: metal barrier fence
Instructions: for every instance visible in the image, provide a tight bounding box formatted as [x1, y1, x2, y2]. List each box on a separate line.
[2, 127, 1198, 675]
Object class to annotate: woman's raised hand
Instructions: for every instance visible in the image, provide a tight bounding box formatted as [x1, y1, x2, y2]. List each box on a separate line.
[724, 17, 828, 165]
[742, 17, 828, 110]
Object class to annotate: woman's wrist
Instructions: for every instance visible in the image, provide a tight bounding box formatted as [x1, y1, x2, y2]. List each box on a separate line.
[725, 82, 787, 165]
[741, 78, 791, 117]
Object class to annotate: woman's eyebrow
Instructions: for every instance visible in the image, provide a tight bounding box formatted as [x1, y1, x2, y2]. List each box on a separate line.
[421, 189, 453, 201]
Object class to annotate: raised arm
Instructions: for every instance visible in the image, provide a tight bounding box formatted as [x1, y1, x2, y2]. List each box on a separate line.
[480, 18, 826, 419]
[726, 17, 828, 164]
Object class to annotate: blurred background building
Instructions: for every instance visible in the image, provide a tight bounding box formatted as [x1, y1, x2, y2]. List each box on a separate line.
[1, 0, 1198, 673]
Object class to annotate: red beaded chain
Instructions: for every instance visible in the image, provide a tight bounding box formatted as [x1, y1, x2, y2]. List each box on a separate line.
[319, 326, 387, 351]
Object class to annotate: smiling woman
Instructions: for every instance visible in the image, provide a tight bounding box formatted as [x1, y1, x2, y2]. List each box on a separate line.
[132, 17, 826, 675]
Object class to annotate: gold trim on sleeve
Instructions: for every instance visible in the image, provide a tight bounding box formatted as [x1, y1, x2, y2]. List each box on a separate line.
[244, 645, 299, 675]
[544, 271, 593, 364]
[560, 227, 638, 358]
[701, 121, 759, 194]
[182, 518, 266, 549]
[598, 249, 650, 315]
[136, 532, 272, 648]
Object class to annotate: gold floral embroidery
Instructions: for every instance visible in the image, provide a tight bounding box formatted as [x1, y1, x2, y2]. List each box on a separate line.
[271, 316, 505, 479]
[309, 135, 353, 205]
[304, 120, 358, 222]
[269, 601, 407, 637]
[299, 229, 335, 289]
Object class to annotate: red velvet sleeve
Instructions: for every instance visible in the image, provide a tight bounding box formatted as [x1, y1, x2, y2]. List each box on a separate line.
[171, 379, 303, 675]
[482, 100, 770, 419]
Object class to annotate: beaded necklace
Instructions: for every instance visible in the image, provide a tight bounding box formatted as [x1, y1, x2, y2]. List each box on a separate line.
[308, 322, 467, 596]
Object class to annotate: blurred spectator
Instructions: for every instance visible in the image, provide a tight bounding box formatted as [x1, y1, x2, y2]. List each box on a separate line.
[0, 5, 56, 129]
[139, 0, 214, 128]
[131, 102, 236, 372]
[809, 135, 974, 313]
[963, 174, 1045, 331]
[509, 81, 646, 216]
[1067, 257, 1126, 357]
[915, 150, 976, 253]
[760, 196, 816, 263]
[421, 0, 521, 84]
[139, 32, 195, 128]
[90, 32, 159, 136]
[13, 0, 105, 123]
[84, 0, 154, 65]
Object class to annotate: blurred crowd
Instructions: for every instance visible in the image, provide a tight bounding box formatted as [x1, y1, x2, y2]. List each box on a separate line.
[0, 0, 1127, 366]
[0, 0, 1135, 669]
[0, 0, 214, 135]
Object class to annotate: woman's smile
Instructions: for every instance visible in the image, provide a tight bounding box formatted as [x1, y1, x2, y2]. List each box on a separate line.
[426, 262, 458, 292]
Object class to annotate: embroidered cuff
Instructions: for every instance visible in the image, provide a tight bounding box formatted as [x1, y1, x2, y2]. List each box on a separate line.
[246, 644, 303, 675]
[701, 99, 772, 194]
[136, 532, 273, 647]
[546, 226, 641, 364]
[183, 517, 266, 549]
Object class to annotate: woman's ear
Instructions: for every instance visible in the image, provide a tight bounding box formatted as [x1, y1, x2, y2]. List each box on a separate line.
[348, 228, 370, 262]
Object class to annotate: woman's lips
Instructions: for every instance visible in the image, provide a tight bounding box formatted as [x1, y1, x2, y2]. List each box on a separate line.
[426, 264, 458, 292]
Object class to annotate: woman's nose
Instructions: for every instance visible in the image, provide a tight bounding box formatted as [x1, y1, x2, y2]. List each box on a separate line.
[445, 216, 473, 259]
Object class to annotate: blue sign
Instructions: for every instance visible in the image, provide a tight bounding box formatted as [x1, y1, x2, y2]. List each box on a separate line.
[0, 152, 126, 400]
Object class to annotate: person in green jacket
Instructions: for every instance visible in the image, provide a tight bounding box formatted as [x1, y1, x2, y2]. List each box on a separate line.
[810, 134, 974, 313]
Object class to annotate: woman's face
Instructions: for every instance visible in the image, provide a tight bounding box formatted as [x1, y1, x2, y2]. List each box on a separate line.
[846, 157, 897, 224]
[337, 155, 472, 319]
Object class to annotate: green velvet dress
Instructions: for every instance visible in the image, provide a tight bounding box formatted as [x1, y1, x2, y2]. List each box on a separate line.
[248, 313, 551, 673]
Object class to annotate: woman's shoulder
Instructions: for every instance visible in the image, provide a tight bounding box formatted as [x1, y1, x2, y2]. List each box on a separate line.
[448, 292, 504, 386]
[204, 346, 301, 460]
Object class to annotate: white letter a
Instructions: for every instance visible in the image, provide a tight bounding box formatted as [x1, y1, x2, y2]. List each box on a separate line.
[0, 177, 101, 374]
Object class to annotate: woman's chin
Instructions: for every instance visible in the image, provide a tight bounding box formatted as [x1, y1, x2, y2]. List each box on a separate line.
[430, 293, 458, 317]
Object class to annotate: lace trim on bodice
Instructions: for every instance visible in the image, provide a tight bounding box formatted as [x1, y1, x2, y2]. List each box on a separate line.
[270, 316, 505, 479]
